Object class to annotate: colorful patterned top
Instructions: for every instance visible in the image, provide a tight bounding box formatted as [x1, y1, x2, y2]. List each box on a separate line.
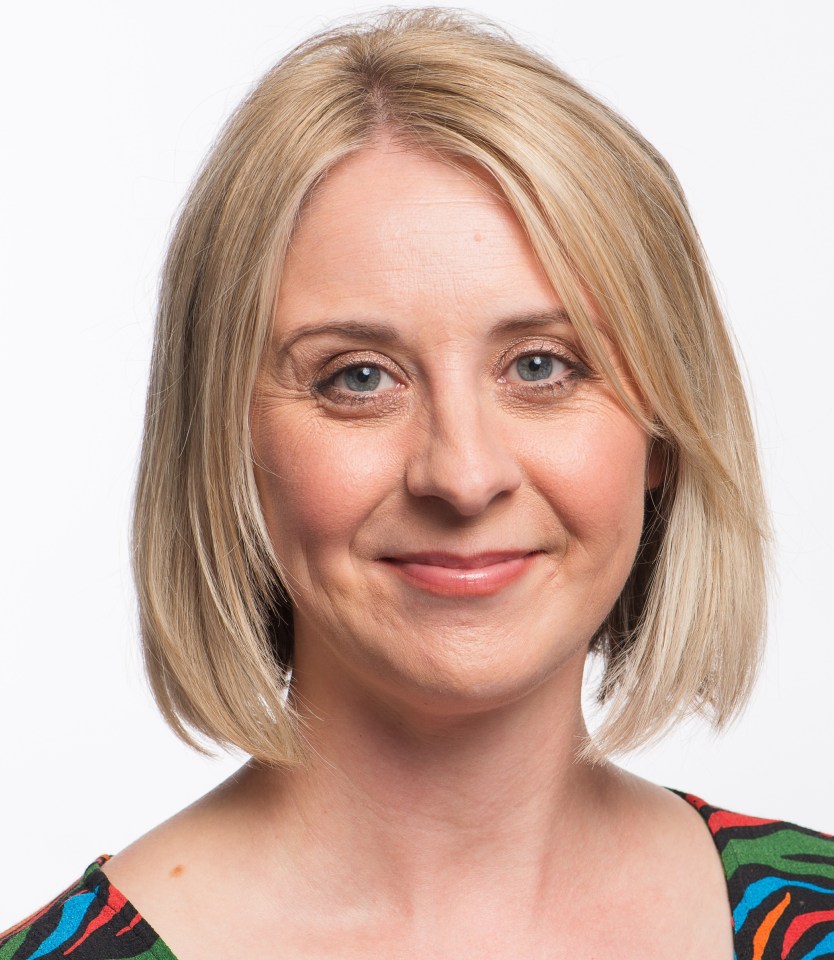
[2, 792, 833, 959]
[677, 792, 834, 959]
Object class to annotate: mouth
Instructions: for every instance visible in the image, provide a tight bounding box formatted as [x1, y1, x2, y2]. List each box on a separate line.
[378, 551, 541, 598]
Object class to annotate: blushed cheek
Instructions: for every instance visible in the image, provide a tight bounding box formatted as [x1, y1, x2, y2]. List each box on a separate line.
[253, 417, 402, 565]
[529, 412, 649, 552]
[575, 424, 648, 554]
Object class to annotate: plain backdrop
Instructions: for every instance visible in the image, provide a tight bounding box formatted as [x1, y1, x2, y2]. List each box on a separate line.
[1, 0, 832, 926]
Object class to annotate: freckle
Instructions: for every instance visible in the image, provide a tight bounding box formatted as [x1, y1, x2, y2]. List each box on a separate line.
[169, 864, 185, 878]
[473, 232, 482, 242]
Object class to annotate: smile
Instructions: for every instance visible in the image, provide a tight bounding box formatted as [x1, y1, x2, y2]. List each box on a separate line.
[379, 551, 540, 598]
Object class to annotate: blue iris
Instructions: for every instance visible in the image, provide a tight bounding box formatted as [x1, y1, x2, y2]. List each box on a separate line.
[516, 355, 553, 381]
[344, 365, 382, 391]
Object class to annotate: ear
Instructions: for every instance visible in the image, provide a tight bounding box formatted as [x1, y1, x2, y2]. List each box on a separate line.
[645, 438, 666, 492]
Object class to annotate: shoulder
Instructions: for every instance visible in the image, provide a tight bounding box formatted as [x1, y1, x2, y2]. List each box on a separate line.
[0, 858, 175, 960]
[678, 791, 834, 958]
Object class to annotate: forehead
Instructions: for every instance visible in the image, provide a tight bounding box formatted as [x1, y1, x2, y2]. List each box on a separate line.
[275, 142, 563, 338]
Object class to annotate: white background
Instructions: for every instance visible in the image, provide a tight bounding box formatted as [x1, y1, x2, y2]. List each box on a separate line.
[1, 0, 832, 927]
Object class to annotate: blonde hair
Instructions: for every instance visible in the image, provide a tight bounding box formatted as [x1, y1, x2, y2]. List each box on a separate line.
[133, 7, 769, 762]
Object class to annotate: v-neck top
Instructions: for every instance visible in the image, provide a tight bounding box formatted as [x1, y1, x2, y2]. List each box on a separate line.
[2, 792, 833, 959]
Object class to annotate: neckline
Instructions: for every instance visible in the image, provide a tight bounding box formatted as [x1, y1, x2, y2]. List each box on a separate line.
[81, 858, 178, 960]
[80, 788, 734, 959]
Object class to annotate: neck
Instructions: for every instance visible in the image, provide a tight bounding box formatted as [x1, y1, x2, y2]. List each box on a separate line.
[225, 650, 623, 919]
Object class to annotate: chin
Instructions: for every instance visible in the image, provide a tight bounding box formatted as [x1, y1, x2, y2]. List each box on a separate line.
[345, 627, 590, 724]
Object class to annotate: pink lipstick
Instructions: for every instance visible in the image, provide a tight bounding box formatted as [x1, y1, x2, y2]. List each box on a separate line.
[380, 551, 539, 597]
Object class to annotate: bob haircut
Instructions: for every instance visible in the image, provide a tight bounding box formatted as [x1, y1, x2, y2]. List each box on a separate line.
[133, 7, 769, 763]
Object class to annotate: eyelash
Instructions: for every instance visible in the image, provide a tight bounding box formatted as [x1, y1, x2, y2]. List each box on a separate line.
[313, 354, 404, 408]
[500, 344, 588, 396]
[312, 342, 591, 408]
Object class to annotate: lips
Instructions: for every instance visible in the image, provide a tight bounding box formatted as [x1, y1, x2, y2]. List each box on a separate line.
[379, 550, 540, 597]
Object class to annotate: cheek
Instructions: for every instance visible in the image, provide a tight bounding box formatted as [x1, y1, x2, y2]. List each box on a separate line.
[525, 407, 649, 555]
[252, 412, 402, 564]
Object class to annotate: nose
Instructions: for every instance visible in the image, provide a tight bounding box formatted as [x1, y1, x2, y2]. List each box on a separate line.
[405, 395, 523, 516]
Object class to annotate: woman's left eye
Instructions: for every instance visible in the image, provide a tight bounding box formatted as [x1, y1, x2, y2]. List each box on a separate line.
[505, 353, 571, 384]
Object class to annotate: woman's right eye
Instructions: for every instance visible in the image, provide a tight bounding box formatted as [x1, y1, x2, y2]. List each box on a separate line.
[325, 363, 400, 394]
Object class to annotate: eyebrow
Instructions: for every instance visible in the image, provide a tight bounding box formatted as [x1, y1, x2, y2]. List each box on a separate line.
[275, 310, 573, 353]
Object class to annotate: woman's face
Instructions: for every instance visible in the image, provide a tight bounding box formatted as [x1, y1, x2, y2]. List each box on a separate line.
[252, 142, 652, 718]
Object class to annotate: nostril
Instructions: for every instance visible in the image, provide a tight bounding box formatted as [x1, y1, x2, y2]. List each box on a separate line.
[404, 421, 523, 516]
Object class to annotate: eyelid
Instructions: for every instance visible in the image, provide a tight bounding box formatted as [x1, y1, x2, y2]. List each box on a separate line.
[496, 338, 587, 379]
[313, 352, 408, 403]
[319, 351, 406, 379]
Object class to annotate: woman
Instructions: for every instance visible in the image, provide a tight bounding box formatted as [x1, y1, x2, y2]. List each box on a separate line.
[3, 8, 832, 959]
